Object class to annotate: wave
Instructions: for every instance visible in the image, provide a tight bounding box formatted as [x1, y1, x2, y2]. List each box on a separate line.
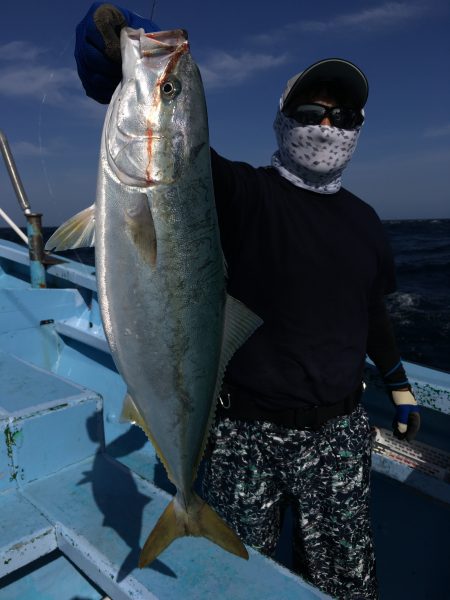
[396, 261, 450, 276]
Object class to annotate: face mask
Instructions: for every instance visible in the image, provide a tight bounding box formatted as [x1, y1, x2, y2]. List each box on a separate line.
[272, 107, 362, 194]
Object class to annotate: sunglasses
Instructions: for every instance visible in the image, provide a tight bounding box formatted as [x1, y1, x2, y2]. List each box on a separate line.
[286, 103, 364, 130]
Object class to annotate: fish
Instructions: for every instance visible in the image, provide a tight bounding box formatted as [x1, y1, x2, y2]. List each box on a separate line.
[45, 27, 262, 568]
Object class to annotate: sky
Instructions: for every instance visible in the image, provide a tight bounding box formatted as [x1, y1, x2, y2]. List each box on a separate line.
[0, 0, 449, 227]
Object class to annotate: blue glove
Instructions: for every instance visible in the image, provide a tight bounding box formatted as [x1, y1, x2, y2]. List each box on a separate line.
[382, 360, 420, 441]
[391, 388, 421, 441]
[75, 2, 159, 104]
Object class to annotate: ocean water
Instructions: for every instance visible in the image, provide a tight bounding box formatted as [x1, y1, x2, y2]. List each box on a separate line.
[383, 219, 450, 373]
[1, 219, 449, 373]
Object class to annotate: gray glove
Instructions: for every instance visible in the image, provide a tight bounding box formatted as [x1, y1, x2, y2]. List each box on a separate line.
[93, 4, 127, 63]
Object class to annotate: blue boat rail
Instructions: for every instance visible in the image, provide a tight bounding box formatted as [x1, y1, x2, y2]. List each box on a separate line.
[0, 129, 48, 288]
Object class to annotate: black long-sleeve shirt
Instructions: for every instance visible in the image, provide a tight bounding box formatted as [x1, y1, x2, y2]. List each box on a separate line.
[211, 150, 402, 409]
[74, 38, 405, 406]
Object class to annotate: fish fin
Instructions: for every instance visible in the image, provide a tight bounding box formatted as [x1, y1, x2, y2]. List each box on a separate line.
[191, 493, 248, 559]
[45, 204, 95, 251]
[120, 392, 177, 484]
[217, 295, 263, 390]
[139, 492, 248, 568]
[125, 197, 157, 267]
[193, 295, 263, 476]
[120, 392, 149, 433]
[139, 498, 184, 567]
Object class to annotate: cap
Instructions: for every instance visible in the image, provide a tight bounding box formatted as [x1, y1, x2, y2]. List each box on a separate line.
[281, 58, 369, 114]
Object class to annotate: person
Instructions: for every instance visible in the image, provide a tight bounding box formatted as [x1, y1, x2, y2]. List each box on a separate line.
[75, 4, 421, 599]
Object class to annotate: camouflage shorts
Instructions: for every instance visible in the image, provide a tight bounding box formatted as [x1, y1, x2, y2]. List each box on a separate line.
[202, 404, 378, 600]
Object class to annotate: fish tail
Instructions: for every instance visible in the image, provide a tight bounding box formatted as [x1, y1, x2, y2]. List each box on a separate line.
[138, 497, 182, 567]
[139, 492, 248, 567]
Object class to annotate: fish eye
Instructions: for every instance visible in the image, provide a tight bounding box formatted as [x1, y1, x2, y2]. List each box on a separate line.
[160, 77, 181, 100]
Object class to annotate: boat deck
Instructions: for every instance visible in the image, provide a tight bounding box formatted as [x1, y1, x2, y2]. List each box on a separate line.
[0, 352, 329, 600]
[1, 239, 449, 599]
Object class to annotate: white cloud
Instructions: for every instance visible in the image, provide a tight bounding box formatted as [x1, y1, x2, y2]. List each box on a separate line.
[251, 2, 429, 44]
[199, 51, 289, 89]
[0, 65, 78, 103]
[9, 137, 79, 158]
[326, 2, 426, 28]
[0, 40, 103, 117]
[424, 123, 450, 138]
[0, 58, 106, 120]
[10, 141, 50, 157]
[0, 37, 286, 103]
[0, 40, 47, 62]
